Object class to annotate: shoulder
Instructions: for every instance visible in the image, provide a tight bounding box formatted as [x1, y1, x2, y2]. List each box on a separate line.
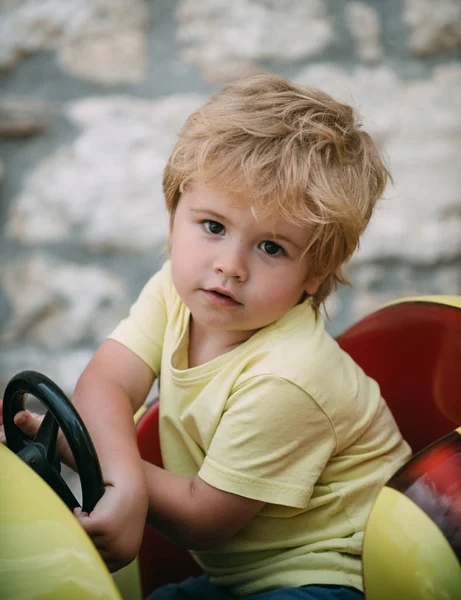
[233, 302, 374, 422]
[236, 302, 342, 388]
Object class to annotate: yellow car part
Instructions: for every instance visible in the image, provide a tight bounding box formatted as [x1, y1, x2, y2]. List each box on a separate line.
[364, 486, 461, 599]
[0, 443, 122, 600]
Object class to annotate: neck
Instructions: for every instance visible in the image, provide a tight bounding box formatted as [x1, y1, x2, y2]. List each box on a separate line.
[188, 318, 257, 368]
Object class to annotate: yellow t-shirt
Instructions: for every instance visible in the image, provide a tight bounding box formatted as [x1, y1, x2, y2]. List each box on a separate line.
[109, 261, 411, 595]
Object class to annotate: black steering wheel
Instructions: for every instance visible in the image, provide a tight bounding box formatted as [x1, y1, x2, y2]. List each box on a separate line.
[3, 370, 104, 514]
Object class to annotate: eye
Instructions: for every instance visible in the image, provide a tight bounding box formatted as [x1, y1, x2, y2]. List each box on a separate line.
[203, 220, 225, 235]
[260, 240, 284, 256]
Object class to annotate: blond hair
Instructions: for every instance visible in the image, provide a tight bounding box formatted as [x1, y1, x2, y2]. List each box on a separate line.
[163, 73, 390, 310]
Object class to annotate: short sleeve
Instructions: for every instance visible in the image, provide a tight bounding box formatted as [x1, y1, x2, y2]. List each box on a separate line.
[108, 262, 172, 376]
[199, 375, 336, 508]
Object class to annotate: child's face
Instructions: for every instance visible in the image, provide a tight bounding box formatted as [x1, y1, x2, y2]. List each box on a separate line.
[170, 180, 323, 340]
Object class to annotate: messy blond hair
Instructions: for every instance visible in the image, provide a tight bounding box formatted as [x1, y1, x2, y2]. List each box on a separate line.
[163, 73, 390, 310]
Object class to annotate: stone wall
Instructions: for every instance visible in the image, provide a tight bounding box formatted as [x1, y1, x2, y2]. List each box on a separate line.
[1, 0, 461, 396]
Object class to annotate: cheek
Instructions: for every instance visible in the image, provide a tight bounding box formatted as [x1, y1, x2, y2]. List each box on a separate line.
[170, 223, 191, 257]
[253, 272, 305, 306]
[170, 232, 189, 280]
[170, 228, 204, 281]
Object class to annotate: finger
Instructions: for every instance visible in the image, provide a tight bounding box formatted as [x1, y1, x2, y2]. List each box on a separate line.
[14, 411, 42, 437]
[74, 510, 104, 537]
[75, 510, 106, 537]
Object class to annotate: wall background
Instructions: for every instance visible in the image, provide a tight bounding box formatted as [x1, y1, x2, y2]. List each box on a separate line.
[1, 0, 461, 396]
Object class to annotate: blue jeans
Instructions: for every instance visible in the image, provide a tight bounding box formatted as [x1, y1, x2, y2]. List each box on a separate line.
[147, 575, 364, 599]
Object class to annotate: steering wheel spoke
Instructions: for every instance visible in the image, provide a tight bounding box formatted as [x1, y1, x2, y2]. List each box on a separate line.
[33, 410, 59, 464]
[44, 465, 80, 511]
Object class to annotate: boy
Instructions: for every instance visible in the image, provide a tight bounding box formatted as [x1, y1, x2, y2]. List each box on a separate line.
[2, 74, 411, 599]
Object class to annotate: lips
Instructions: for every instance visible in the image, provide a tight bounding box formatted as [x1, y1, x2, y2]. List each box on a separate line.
[203, 288, 242, 306]
[208, 288, 237, 301]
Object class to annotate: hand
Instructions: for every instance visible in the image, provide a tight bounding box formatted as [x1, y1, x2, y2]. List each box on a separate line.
[74, 475, 148, 572]
[0, 399, 75, 468]
[1, 398, 44, 445]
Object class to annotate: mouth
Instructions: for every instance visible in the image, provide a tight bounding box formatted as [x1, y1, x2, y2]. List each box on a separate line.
[203, 288, 242, 305]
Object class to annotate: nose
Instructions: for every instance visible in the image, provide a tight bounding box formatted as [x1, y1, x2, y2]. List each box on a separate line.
[213, 243, 248, 282]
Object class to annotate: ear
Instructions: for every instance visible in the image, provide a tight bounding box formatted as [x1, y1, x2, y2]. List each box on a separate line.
[303, 275, 326, 296]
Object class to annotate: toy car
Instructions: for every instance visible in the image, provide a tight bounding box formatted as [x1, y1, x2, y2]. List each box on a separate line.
[1, 296, 461, 600]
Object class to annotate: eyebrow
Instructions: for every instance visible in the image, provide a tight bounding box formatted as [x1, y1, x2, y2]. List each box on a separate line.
[190, 208, 228, 221]
[190, 207, 303, 251]
[270, 234, 303, 251]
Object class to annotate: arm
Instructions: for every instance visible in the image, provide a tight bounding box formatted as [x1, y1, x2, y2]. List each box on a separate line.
[2, 396, 258, 552]
[72, 339, 156, 571]
[72, 338, 155, 484]
[78, 341, 263, 553]
[1, 339, 150, 474]
[138, 376, 332, 551]
[142, 462, 264, 550]
[148, 375, 335, 553]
